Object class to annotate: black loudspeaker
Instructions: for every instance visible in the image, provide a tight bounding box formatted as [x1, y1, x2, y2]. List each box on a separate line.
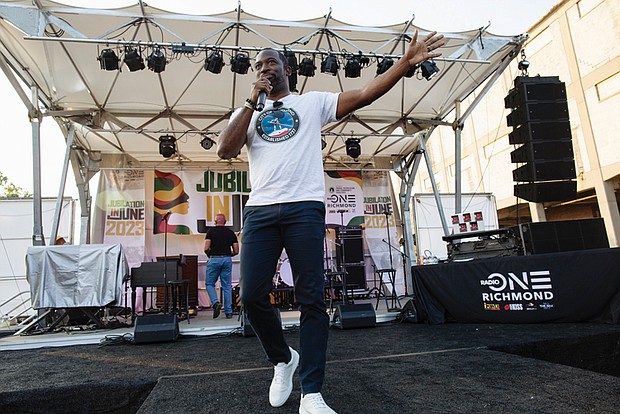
[508, 121, 571, 144]
[343, 265, 366, 290]
[134, 314, 179, 344]
[504, 78, 567, 107]
[336, 226, 363, 264]
[510, 141, 574, 163]
[505, 76, 577, 203]
[513, 218, 608, 255]
[514, 181, 577, 203]
[506, 100, 569, 126]
[332, 303, 376, 329]
[512, 160, 576, 182]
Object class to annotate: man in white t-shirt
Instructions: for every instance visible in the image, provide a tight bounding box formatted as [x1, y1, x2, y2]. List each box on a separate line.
[218, 30, 444, 414]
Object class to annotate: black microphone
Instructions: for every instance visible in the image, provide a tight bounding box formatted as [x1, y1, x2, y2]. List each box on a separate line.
[256, 91, 267, 111]
[337, 209, 348, 213]
[163, 211, 172, 220]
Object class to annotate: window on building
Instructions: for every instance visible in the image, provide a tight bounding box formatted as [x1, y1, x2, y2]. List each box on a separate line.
[578, 0, 604, 18]
[596, 71, 620, 102]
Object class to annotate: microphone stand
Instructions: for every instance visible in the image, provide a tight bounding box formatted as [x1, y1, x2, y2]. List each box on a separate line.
[338, 210, 350, 304]
[383, 238, 410, 296]
[381, 210, 401, 311]
[163, 212, 170, 314]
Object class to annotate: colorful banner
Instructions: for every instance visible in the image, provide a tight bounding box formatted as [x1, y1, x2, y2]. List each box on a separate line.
[100, 169, 145, 269]
[363, 171, 404, 295]
[325, 171, 364, 227]
[153, 170, 251, 234]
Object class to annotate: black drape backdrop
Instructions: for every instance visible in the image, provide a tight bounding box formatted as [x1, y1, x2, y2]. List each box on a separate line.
[413, 248, 620, 324]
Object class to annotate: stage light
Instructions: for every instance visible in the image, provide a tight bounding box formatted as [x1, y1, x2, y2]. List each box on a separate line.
[98, 49, 119, 71]
[123, 48, 145, 72]
[321, 54, 339, 76]
[230, 52, 251, 74]
[376, 57, 394, 75]
[284, 50, 299, 92]
[298, 57, 316, 77]
[344, 57, 361, 78]
[147, 48, 167, 73]
[421, 60, 440, 80]
[158, 135, 176, 158]
[404, 63, 419, 78]
[200, 136, 216, 150]
[204, 51, 224, 74]
[345, 138, 361, 159]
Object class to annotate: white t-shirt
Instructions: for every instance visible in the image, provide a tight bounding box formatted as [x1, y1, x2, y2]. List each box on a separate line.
[230, 92, 339, 206]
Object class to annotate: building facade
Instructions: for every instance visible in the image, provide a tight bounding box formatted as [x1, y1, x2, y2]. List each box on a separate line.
[414, 0, 620, 247]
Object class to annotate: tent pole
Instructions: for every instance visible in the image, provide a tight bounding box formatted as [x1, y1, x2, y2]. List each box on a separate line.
[50, 126, 75, 243]
[30, 86, 44, 246]
[454, 100, 463, 214]
[419, 132, 450, 237]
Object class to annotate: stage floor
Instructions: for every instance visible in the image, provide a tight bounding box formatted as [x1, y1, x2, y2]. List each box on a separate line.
[1, 298, 619, 414]
[0, 297, 400, 351]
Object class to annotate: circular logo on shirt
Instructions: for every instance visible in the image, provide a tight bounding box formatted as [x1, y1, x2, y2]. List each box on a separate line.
[256, 106, 300, 142]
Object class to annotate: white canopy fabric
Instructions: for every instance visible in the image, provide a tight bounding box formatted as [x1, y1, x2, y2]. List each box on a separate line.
[0, 1, 525, 171]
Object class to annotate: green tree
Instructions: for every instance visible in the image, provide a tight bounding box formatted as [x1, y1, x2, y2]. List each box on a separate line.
[0, 171, 32, 197]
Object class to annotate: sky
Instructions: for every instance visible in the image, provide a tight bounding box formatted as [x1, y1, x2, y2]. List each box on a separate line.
[0, 0, 561, 198]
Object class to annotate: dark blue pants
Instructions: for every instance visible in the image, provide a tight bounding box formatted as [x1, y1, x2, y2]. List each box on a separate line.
[240, 201, 328, 394]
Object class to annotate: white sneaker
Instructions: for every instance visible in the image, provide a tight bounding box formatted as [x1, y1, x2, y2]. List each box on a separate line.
[299, 392, 337, 414]
[269, 347, 299, 407]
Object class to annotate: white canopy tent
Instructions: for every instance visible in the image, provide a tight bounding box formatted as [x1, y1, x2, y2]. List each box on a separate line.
[0, 1, 525, 286]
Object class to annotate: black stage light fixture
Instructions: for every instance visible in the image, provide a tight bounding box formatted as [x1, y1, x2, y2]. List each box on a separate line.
[200, 136, 216, 150]
[204, 51, 224, 74]
[98, 48, 119, 71]
[376, 57, 394, 75]
[284, 50, 299, 92]
[345, 138, 361, 159]
[404, 63, 419, 78]
[230, 52, 251, 74]
[123, 48, 145, 72]
[344, 57, 361, 78]
[147, 48, 167, 73]
[421, 60, 440, 80]
[158, 135, 176, 158]
[321, 54, 339, 76]
[298, 57, 316, 77]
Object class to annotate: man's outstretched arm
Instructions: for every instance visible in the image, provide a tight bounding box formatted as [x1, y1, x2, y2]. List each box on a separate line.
[336, 30, 444, 120]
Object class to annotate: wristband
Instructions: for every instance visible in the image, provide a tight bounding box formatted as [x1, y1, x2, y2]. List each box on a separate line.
[244, 98, 257, 111]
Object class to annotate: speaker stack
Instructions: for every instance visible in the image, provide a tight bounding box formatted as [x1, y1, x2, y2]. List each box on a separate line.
[335, 226, 366, 289]
[504, 76, 577, 202]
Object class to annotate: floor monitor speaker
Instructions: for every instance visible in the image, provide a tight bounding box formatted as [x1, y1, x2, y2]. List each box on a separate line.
[332, 303, 376, 329]
[134, 313, 179, 344]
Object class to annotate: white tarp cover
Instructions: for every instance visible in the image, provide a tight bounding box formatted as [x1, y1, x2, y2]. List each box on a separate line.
[25, 243, 127, 309]
[0, 1, 523, 170]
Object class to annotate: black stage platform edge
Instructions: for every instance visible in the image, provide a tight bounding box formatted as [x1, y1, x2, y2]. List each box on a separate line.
[2, 323, 620, 413]
[490, 331, 620, 377]
[0, 379, 154, 414]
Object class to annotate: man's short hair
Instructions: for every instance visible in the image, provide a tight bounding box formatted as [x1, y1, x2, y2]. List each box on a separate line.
[260, 48, 288, 67]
